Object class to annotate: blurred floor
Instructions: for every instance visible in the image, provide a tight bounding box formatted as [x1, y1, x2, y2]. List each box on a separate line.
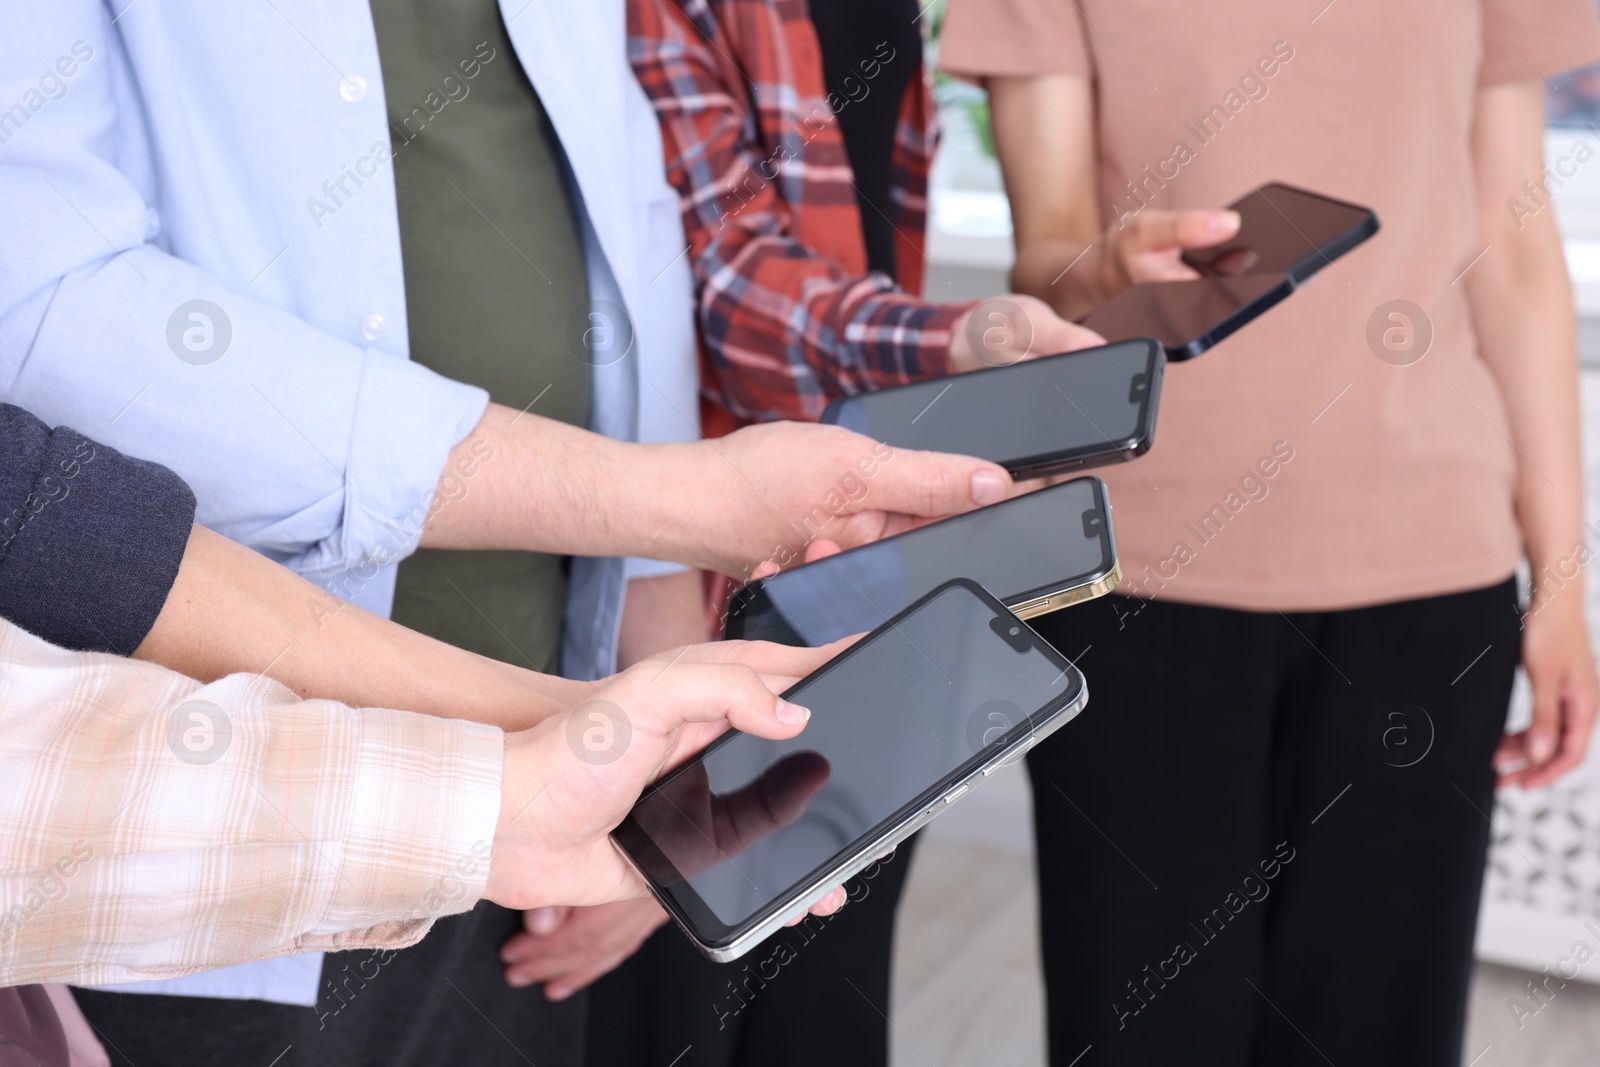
[890, 832, 1600, 1067]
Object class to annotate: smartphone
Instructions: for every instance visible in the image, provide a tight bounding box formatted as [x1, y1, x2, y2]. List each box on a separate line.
[613, 578, 1087, 962]
[725, 477, 1117, 646]
[1078, 272, 1294, 361]
[1181, 182, 1379, 284]
[819, 338, 1164, 481]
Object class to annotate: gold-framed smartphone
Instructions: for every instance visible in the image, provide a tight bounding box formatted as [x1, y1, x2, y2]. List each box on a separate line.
[723, 477, 1118, 647]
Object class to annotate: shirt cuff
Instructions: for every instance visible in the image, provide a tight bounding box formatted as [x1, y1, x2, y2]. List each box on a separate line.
[322, 349, 490, 582]
[314, 708, 503, 944]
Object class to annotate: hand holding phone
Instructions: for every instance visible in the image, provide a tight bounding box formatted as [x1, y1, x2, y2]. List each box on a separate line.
[1080, 184, 1378, 359]
[483, 640, 852, 917]
[1180, 182, 1379, 284]
[726, 476, 1118, 645]
[615, 579, 1088, 961]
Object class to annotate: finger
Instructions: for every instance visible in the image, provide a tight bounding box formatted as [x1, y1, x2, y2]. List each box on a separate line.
[630, 662, 813, 741]
[1134, 258, 1205, 283]
[522, 905, 570, 938]
[1525, 668, 1562, 769]
[500, 931, 547, 965]
[505, 951, 585, 987]
[1493, 731, 1526, 763]
[546, 961, 625, 1002]
[1028, 320, 1105, 360]
[1492, 731, 1528, 771]
[784, 887, 848, 926]
[750, 559, 781, 581]
[802, 539, 844, 564]
[1524, 686, 1597, 789]
[810, 886, 849, 917]
[682, 638, 836, 682]
[1122, 208, 1240, 253]
[854, 445, 1015, 519]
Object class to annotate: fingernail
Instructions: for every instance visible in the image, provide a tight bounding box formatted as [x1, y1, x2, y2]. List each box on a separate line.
[1215, 210, 1241, 234]
[1531, 734, 1555, 763]
[527, 907, 559, 935]
[971, 470, 1007, 506]
[507, 973, 533, 989]
[546, 986, 571, 1002]
[777, 699, 811, 726]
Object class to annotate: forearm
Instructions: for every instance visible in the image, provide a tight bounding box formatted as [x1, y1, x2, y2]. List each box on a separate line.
[136, 525, 588, 730]
[1472, 259, 1587, 597]
[1468, 83, 1589, 607]
[415, 404, 1016, 580]
[616, 570, 712, 669]
[415, 403, 703, 565]
[986, 74, 1104, 319]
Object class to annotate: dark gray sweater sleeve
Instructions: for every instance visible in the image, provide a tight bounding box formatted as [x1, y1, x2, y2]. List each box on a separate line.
[0, 403, 197, 654]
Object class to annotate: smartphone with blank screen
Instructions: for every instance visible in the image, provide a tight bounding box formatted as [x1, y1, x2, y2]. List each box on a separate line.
[819, 338, 1163, 481]
[613, 578, 1087, 962]
[724, 477, 1117, 646]
[1078, 272, 1294, 361]
[1181, 182, 1379, 284]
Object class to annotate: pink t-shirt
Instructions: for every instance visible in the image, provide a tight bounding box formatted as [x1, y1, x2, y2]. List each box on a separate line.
[942, 0, 1600, 611]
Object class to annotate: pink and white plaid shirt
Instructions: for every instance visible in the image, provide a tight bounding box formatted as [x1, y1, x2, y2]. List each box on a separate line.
[0, 618, 503, 988]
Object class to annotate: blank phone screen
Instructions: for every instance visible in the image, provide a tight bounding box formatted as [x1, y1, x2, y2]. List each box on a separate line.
[728, 478, 1111, 647]
[1182, 183, 1375, 283]
[618, 582, 1079, 937]
[824, 339, 1159, 473]
[1078, 274, 1291, 356]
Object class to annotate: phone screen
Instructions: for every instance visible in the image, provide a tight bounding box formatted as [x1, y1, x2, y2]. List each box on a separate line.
[822, 338, 1162, 477]
[1182, 183, 1377, 283]
[727, 478, 1112, 646]
[1078, 273, 1292, 359]
[616, 581, 1080, 942]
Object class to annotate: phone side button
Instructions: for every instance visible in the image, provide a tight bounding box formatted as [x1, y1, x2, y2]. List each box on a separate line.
[942, 783, 970, 804]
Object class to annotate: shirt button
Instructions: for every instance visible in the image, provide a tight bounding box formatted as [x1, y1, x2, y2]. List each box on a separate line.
[360, 313, 386, 341]
[339, 75, 367, 103]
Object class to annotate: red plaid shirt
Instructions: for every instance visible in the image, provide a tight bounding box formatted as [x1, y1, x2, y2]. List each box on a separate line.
[628, 0, 971, 433]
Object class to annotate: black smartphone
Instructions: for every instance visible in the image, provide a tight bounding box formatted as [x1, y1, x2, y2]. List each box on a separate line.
[1078, 272, 1294, 361]
[819, 337, 1164, 481]
[1181, 182, 1379, 284]
[614, 578, 1087, 961]
[725, 477, 1117, 646]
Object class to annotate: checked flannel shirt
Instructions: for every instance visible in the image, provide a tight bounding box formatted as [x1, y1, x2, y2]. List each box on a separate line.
[628, 0, 973, 432]
[0, 618, 502, 989]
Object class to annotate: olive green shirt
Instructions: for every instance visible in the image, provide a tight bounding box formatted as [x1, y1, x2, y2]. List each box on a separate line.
[372, 0, 591, 673]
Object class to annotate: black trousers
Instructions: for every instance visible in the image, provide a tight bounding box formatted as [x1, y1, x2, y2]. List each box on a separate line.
[74, 902, 584, 1067]
[585, 837, 917, 1067]
[1024, 579, 1520, 1067]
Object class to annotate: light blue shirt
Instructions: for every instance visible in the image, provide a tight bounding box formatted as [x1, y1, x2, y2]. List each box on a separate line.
[0, 0, 699, 1004]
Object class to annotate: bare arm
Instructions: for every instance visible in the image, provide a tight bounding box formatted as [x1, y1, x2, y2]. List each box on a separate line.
[135, 525, 590, 731]
[417, 404, 1015, 580]
[1467, 80, 1600, 787]
[985, 73, 1238, 320]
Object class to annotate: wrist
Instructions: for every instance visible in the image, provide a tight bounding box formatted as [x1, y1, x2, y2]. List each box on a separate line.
[486, 726, 556, 910]
[1012, 241, 1101, 321]
[1526, 551, 1588, 617]
[639, 439, 740, 574]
